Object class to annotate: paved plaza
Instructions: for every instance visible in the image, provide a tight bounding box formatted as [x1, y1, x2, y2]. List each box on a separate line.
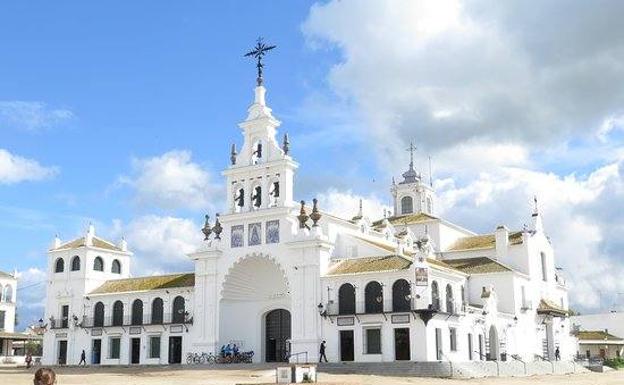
[2, 365, 623, 385]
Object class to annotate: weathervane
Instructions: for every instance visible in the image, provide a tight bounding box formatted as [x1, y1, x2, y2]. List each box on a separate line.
[407, 141, 417, 169]
[245, 37, 276, 86]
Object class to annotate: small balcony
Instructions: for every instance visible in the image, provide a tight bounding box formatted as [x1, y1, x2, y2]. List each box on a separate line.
[81, 312, 192, 328]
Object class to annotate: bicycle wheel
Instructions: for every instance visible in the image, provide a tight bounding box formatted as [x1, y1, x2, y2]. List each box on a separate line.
[199, 355, 207, 364]
[186, 355, 193, 365]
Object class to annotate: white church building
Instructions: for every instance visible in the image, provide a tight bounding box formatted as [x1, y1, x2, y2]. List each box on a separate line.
[42, 67, 576, 366]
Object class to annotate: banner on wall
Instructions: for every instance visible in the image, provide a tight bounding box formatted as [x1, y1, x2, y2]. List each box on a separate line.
[415, 267, 429, 286]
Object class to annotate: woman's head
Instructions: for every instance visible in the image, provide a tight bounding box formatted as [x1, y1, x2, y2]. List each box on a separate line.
[34, 368, 56, 385]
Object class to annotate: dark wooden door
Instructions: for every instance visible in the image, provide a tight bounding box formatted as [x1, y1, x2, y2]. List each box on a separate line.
[340, 330, 354, 361]
[394, 328, 410, 360]
[92, 339, 101, 364]
[168, 337, 182, 364]
[265, 309, 291, 362]
[58, 340, 67, 365]
[131, 338, 141, 364]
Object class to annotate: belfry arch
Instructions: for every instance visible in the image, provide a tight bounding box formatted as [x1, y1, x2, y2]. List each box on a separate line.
[219, 254, 291, 362]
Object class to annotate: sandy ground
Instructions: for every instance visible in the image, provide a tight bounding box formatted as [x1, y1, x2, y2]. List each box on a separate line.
[2, 365, 622, 385]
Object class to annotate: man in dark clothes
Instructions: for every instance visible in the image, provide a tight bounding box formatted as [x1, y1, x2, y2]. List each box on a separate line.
[319, 340, 328, 363]
[79, 350, 87, 366]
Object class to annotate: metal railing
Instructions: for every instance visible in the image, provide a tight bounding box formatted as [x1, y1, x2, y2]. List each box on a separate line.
[323, 298, 462, 317]
[81, 312, 192, 328]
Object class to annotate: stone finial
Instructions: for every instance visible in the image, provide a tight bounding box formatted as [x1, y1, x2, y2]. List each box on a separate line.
[310, 198, 322, 227]
[213, 213, 223, 240]
[201, 214, 212, 241]
[86, 223, 95, 246]
[230, 144, 238, 165]
[282, 133, 290, 155]
[119, 237, 128, 252]
[297, 200, 309, 229]
[52, 234, 61, 249]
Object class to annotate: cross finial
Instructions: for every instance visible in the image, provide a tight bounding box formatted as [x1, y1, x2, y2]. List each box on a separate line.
[533, 195, 539, 214]
[244, 37, 277, 86]
[407, 141, 417, 169]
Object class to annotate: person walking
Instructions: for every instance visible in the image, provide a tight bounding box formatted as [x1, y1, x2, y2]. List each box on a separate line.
[319, 340, 328, 363]
[25, 352, 33, 369]
[555, 347, 560, 361]
[78, 350, 87, 366]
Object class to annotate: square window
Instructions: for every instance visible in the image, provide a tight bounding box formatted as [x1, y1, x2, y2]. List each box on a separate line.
[248, 223, 261, 246]
[149, 336, 161, 359]
[365, 328, 381, 354]
[231, 225, 244, 248]
[266, 220, 280, 244]
[109, 337, 120, 359]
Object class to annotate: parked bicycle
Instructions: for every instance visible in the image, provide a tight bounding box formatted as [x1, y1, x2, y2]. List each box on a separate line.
[186, 352, 210, 365]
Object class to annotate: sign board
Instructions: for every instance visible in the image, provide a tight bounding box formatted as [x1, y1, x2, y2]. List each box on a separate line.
[391, 314, 410, 324]
[415, 267, 428, 286]
[129, 326, 142, 335]
[336, 316, 355, 326]
[91, 328, 102, 336]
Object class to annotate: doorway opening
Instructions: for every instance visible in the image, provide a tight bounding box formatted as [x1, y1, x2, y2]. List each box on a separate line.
[340, 330, 354, 361]
[265, 309, 291, 362]
[92, 339, 101, 365]
[394, 328, 410, 360]
[168, 336, 182, 364]
[131, 337, 141, 364]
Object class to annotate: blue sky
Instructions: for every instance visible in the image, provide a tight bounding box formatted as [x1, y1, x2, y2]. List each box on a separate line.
[3, 1, 624, 329]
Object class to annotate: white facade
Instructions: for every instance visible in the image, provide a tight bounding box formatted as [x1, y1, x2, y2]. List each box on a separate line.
[42, 81, 576, 366]
[0, 271, 18, 358]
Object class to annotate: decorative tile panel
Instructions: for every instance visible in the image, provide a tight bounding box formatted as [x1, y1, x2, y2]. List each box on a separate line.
[249, 223, 262, 246]
[266, 220, 280, 244]
[231, 225, 244, 248]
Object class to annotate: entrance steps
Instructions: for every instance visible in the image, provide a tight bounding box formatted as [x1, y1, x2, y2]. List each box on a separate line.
[318, 360, 589, 378]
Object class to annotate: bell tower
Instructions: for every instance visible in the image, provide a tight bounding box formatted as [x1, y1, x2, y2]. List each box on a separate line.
[222, 39, 298, 214]
[390, 141, 436, 216]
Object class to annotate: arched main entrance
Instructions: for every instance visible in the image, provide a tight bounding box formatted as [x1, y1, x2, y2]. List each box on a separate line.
[219, 254, 291, 363]
[488, 325, 500, 361]
[265, 309, 291, 362]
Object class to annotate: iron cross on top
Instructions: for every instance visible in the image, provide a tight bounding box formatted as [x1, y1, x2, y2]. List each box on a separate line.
[245, 37, 276, 86]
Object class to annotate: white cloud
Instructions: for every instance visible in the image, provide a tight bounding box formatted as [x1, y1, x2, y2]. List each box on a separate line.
[0, 101, 74, 132]
[302, 0, 624, 157]
[316, 188, 391, 221]
[112, 215, 202, 275]
[120, 150, 221, 211]
[0, 149, 59, 184]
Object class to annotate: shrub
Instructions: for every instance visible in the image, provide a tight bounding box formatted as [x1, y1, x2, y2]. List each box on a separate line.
[604, 357, 624, 369]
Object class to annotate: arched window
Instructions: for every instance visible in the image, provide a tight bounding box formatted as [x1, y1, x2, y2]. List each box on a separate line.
[131, 299, 143, 325]
[151, 298, 164, 324]
[426, 197, 433, 214]
[365, 281, 384, 314]
[111, 259, 121, 274]
[431, 281, 440, 310]
[446, 284, 454, 313]
[338, 283, 356, 315]
[461, 285, 465, 304]
[93, 256, 104, 272]
[401, 196, 413, 214]
[3, 285, 13, 303]
[112, 300, 124, 326]
[0, 285, 3, 302]
[54, 258, 65, 273]
[234, 187, 245, 211]
[172, 296, 186, 324]
[71, 256, 81, 271]
[93, 302, 105, 327]
[392, 279, 411, 312]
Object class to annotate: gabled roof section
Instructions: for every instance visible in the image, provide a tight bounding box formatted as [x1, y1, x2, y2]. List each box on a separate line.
[442, 257, 513, 274]
[447, 231, 523, 252]
[537, 298, 567, 317]
[373, 212, 438, 227]
[90, 273, 195, 295]
[577, 330, 624, 342]
[326, 255, 412, 276]
[52, 236, 123, 252]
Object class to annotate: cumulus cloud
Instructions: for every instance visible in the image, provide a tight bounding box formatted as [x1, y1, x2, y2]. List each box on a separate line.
[120, 150, 221, 211]
[0, 101, 74, 132]
[316, 188, 391, 220]
[302, 0, 624, 160]
[111, 215, 202, 275]
[0, 149, 59, 184]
